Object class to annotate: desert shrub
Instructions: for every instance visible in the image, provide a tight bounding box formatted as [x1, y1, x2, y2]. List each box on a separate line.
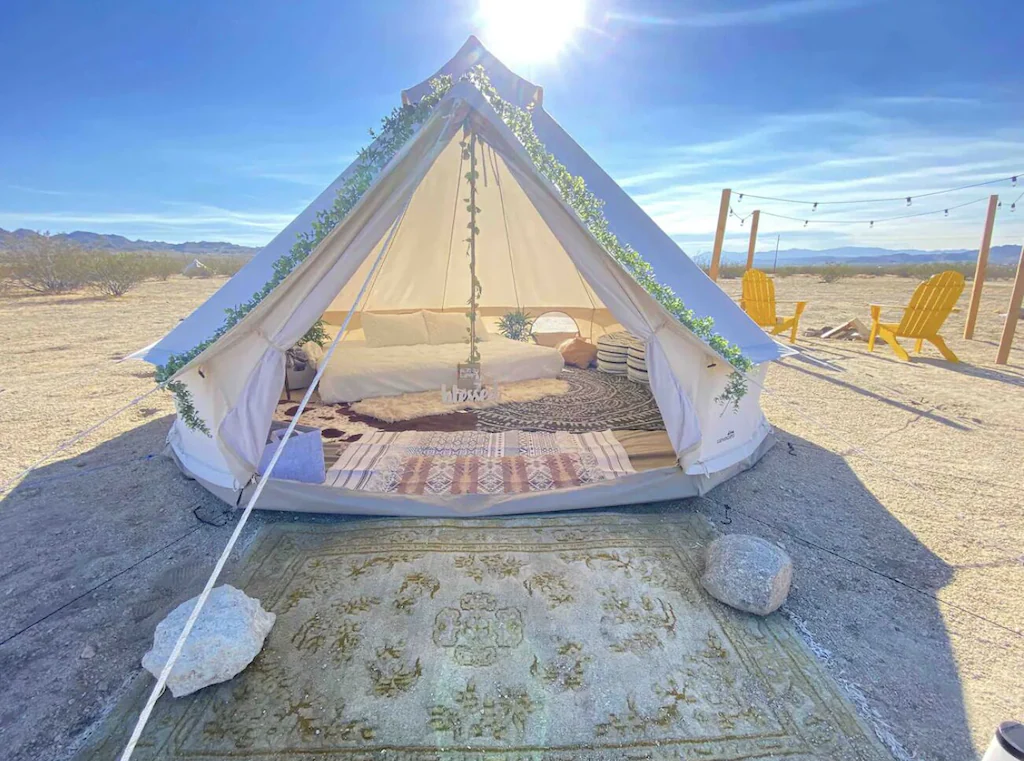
[716, 263, 746, 279]
[3, 233, 89, 293]
[87, 253, 146, 296]
[141, 254, 184, 281]
[816, 263, 855, 283]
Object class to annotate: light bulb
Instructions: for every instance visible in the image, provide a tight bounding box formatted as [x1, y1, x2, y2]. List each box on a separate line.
[906, 197, 912, 206]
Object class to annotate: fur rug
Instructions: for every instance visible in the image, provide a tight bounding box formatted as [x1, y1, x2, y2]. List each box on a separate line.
[349, 378, 569, 423]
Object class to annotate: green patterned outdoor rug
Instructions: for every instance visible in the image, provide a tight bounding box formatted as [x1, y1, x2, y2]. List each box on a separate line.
[81, 514, 888, 760]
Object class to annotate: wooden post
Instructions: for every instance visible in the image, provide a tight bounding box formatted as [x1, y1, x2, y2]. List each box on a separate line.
[964, 194, 999, 339]
[745, 209, 760, 271]
[996, 243, 1024, 365]
[709, 188, 731, 281]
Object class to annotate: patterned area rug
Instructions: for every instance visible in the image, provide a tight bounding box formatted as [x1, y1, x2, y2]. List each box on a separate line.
[476, 367, 665, 433]
[81, 514, 887, 761]
[275, 368, 665, 437]
[325, 430, 635, 494]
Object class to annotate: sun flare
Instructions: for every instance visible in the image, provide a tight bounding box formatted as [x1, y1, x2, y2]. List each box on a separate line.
[475, 0, 587, 68]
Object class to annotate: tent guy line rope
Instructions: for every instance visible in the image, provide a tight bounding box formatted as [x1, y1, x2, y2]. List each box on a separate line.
[753, 358, 1022, 559]
[0, 383, 166, 497]
[116, 143, 429, 760]
[0, 524, 202, 649]
[696, 496, 1024, 641]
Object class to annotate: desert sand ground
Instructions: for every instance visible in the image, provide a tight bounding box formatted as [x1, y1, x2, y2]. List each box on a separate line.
[0, 273, 1021, 761]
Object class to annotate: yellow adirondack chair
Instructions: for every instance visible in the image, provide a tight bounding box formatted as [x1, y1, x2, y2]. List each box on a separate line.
[740, 269, 807, 344]
[867, 270, 964, 362]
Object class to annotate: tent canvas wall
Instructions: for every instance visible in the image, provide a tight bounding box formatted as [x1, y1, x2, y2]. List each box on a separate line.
[137, 40, 786, 516]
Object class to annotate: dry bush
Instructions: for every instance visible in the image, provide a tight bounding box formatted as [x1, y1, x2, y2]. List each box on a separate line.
[3, 233, 89, 293]
[87, 253, 146, 296]
[140, 254, 184, 281]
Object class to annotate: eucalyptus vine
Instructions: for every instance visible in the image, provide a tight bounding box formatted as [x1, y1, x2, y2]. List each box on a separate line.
[156, 76, 455, 433]
[161, 64, 754, 435]
[459, 66, 754, 409]
[461, 126, 483, 364]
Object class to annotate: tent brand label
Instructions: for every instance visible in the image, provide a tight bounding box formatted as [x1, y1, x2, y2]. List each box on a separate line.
[716, 430, 736, 444]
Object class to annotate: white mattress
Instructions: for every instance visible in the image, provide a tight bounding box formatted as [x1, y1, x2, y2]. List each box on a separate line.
[318, 336, 565, 403]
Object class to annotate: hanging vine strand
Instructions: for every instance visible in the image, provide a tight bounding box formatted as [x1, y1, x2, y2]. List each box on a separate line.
[160, 67, 756, 433]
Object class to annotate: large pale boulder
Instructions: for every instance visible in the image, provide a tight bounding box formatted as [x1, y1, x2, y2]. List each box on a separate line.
[701, 534, 793, 616]
[142, 584, 275, 697]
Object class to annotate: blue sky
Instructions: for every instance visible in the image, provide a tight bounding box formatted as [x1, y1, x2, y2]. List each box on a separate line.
[1, 0, 1022, 254]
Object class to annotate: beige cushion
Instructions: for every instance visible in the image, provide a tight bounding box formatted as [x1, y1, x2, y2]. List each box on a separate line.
[423, 311, 489, 345]
[558, 337, 598, 368]
[362, 311, 429, 348]
[533, 330, 578, 348]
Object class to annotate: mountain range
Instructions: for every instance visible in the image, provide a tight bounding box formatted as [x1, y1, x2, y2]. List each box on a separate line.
[716, 244, 1021, 266]
[2, 227, 1019, 267]
[0, 228, 259, 256]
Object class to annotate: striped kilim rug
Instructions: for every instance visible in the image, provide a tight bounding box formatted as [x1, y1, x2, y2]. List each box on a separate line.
[326, 430, 634, 494]
[80, 514, 889, 761]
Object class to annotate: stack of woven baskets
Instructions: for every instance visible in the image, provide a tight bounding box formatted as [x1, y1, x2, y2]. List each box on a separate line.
[596, 331, 648, 384]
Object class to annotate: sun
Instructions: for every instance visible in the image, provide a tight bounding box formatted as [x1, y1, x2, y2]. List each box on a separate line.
[475, 0, 587, 69]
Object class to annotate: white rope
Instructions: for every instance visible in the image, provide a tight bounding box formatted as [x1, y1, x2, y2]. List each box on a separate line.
[117, 173, 421, 761]
[0, 382, 166, 496]
[744, 355, 1022, 558]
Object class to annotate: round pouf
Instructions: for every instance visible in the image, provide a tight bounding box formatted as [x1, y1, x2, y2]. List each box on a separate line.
[701, 534, 793, 616]
[626, 342, 649, 384]
[596, 331, 633, 374]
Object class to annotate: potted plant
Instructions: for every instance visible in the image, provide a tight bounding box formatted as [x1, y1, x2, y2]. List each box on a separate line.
[497, 308, 535, 342]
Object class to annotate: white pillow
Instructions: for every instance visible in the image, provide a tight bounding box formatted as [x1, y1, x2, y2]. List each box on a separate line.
[423, 311, 489, 345]
[362, 311, 429, 348]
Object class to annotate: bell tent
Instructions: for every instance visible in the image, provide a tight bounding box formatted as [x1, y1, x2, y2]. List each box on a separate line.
[135, 38, 788, 516]
[182, 258, 210, 278]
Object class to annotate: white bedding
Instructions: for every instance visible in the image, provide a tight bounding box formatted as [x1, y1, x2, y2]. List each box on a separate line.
[318, 335, 565, 403]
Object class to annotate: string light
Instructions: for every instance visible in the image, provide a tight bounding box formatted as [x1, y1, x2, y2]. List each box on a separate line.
[757, 195, 989, 227]
[732, 171, 1022, 207]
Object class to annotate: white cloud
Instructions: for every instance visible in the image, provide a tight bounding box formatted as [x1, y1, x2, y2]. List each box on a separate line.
[608, 0, 874, 29]
[0, 204, 298, 247]
[607, 101, 1024, 253]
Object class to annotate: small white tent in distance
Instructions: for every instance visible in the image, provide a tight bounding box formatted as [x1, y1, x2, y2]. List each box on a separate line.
[136, 39, 787, 516]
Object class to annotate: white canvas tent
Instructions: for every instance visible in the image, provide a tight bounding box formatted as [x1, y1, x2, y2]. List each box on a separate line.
[136, 39, 787, 516]
[182, 258, 210, 278]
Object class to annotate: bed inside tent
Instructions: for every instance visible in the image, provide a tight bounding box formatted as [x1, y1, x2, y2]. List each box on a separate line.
[267, 107, 681, 504]
[142, 49, 784, 517]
